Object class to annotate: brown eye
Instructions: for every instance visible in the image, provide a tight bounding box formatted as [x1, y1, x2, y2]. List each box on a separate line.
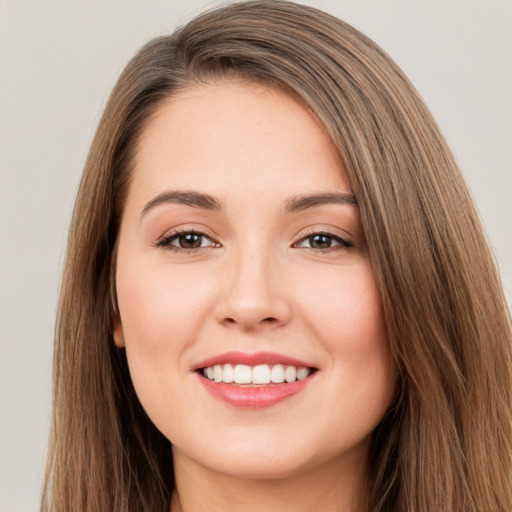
[296, 232, 353, 251]
[157, 231, 218, 251]
[177, 233, 203, 248]
[308, 234, 333, 249]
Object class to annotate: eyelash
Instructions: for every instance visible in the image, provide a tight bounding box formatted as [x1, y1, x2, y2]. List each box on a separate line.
[156, 228, 220, 253]
[156, 229, 353, 254]
[292, 231, 353, 253]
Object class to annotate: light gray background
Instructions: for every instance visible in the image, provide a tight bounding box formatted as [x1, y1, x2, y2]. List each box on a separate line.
[1, 1, 510, 511]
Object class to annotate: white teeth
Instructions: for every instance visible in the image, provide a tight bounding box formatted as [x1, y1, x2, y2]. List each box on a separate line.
[202, 363, 312, 385]
[213, 365, 223, 382]
[284, 365, 297, 383]
[222, 363, 234, 383]
[234, 364, 252, 384]
[271, 364, 285, 383]
[252, 365, 271, 384]
[297, 367, 309, 381]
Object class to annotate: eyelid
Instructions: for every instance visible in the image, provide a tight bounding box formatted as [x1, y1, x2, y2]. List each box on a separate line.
[294, 225, 353, 242]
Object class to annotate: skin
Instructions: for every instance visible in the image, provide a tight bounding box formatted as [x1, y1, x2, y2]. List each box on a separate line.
[113, 81, 397, 512]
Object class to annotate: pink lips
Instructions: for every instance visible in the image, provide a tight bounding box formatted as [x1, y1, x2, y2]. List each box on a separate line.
[193, 351, 316, 370]
[194, 351, 317, 408]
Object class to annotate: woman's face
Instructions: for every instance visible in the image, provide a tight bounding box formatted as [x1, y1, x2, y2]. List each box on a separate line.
[114, 82, 396, 480]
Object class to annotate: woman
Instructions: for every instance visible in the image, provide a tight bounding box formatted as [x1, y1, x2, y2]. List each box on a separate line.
[41, 1, 512, 511]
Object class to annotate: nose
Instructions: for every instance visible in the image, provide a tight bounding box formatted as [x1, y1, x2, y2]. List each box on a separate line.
[214, 249, 292, 332]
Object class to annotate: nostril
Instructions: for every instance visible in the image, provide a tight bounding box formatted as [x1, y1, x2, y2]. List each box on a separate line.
[222, 316, 277, 326]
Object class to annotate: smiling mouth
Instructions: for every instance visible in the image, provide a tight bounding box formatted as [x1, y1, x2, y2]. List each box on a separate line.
[199, 363, 316, 386]
[196, 355, 318, 407]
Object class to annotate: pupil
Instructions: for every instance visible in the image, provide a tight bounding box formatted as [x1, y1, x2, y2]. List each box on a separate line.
[180, 233, 202, 248]
[311, 234, 331, 249]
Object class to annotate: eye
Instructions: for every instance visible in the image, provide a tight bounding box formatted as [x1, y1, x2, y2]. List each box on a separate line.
[156, 230, 219, 251]
[295, 232, 353, 251]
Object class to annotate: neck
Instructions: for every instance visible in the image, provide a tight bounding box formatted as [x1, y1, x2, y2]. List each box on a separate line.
[170, 446, 370, 512]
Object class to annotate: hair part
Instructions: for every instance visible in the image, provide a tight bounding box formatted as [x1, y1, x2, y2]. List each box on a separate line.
[42, 2, 512, 511]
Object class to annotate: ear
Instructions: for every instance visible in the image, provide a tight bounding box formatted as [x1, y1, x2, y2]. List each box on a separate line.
[112, 318, 125, 348]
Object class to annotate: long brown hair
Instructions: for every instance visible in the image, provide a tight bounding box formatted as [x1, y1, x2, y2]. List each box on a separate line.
[42, 1, 512, 511]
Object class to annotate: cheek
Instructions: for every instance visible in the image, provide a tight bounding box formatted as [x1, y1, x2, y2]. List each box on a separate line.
[297, 260, 387, 351]
[114, 258, 222, 435]
[117, 255, 214, 342]
[295, 260, 395, 415]
[115, 256, 217, 395]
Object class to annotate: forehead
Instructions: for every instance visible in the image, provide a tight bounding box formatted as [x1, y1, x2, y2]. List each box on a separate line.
[129, 81, 351, 207]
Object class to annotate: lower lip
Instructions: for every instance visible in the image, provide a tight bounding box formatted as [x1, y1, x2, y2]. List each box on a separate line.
[198, 373, 314, 408]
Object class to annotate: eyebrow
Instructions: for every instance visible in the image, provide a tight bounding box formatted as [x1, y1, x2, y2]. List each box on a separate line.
[141, 190, 222, 218]
[140, 189, 358, 218]
[284, 192, 357, 212]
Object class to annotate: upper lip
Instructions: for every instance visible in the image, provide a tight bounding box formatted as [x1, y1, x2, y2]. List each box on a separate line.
[193, 351, 318, 370]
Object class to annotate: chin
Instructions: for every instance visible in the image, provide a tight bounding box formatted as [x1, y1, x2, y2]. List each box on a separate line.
[174, 429, 363, 483]
[203, 450, 312, 481]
